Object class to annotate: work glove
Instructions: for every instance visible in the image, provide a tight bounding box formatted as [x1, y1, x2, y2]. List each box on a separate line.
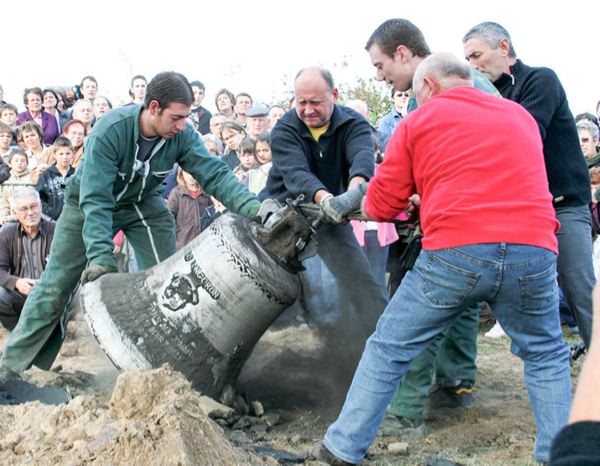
[246, 200, 262, 217]
[320, 182, 369, 224]
[81, 264, 118, 285]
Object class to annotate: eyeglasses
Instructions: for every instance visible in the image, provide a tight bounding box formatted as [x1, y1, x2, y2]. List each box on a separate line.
[580, 137, 590, 143]
[16, 203, 41, 214]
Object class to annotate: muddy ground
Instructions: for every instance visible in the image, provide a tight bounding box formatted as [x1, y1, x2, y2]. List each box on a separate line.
[0, 311, 582, 466]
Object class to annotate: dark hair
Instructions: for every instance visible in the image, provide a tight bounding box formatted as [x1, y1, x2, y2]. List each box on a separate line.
[42, 88, 59, 103]
[80, 75, 98, 87]
[214, 88, 235, 110]
[0, 103, 18, 115]
[51, 86, 67, 103]
[256, 132, 270, 145]
[23, 87, 43, 106]
[190, 80, 205, 91]
[239, 137, 256, 155]
[8, 148, 27, 164]
[18, 121, 44, 141]
[365, 18, 431, 58]
[129, 75, 147, 98]
[131, 74, 147, 86]
[235, 92, 253, 104]
[52, 136, 73, 151]
[371, 133, 381, 155]
[143, 72, 193, 109]
[93, 96, 113, 110]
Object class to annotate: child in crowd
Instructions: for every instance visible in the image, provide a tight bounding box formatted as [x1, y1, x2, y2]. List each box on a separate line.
[167, 167, 212, 249]
[0, 149, 33, 223]
[36, 137, 75, 220]
[0, 104, 18, 132]
[219, 120, 246, 169]
[247, 132, 273, 194]
[233, 137, 259, 184]
[0, 122, 15, 165]
[201, 196, 228, 231]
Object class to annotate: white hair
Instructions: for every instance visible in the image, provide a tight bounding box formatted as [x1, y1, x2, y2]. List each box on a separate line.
[413, 52, 474, 94]
[10, 187, 40, 211]
[345, 99, 369, 119]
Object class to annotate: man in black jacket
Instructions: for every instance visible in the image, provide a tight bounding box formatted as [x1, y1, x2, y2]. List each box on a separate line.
[463, 22, 594, 348]
[261, 66, 388, 336]
[0, 188, 55, 330]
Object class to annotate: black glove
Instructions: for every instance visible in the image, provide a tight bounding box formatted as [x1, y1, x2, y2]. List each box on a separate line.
[320, 182, 368, 224]
[81, 264, 118, 285]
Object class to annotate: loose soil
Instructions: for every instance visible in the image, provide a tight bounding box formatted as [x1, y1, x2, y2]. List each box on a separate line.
[0, 311, 582, 466]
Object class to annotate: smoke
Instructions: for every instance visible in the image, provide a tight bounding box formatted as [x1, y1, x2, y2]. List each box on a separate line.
[238, 254, 381, 418]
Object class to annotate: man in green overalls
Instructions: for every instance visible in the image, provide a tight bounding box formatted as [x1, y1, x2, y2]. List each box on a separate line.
[0, 72, 261, 376]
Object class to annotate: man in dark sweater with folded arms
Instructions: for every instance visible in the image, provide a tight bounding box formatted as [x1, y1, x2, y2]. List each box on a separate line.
[463, 22, 594, 347]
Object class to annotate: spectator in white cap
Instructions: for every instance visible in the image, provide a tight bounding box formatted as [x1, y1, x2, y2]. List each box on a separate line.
[246, 104, 269, 140]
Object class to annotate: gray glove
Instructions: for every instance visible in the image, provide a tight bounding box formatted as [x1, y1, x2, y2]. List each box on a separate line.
[320, 182, 369, 224]
[81, 264, 118, 285]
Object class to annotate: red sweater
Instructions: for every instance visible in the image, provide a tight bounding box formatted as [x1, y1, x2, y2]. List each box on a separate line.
[365, 86, 559, 253]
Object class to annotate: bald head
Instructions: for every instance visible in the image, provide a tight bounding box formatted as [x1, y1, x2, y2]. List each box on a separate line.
[295, 66, 335, 91]
[412, 52, 473, 106]
[294, 66, 339, 128]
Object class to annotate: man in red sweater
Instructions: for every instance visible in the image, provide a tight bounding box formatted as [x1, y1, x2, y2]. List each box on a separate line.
[312, 53, 571, 465]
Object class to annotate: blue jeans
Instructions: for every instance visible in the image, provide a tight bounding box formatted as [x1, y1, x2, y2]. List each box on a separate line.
[555, 205, 595, 346]
[323, 244, 571, 463]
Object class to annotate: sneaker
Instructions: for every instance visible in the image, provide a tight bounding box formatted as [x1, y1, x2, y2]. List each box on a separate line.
[379, 412, 427, 438]
[424, 382, 475, 420]
[484, 321, 506, 338]
[310, 441, 355, 465]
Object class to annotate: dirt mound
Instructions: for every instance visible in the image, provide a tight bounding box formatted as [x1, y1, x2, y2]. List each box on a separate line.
[0, 366, 266, 466]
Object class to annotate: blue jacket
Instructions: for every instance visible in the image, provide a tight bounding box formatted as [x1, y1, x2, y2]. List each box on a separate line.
[260, 105, 375, 202]
[378, 107, 403, 152]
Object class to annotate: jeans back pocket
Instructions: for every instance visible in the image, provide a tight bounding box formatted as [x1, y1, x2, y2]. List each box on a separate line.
[419, 252, 480, 308]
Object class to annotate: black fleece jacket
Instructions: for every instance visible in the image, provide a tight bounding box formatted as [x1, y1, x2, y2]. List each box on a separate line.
[260, 105, 374, 202]
[36, 165, 75, 220]
[494, 60, 590, 208]
[550, 421, 600, 465]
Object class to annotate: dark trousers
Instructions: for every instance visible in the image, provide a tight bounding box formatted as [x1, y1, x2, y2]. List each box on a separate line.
[315, 223, 389, 336]
[0, 286, 26, 331]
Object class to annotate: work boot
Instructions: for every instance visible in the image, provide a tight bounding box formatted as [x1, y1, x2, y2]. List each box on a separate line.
[310, 441, 355, 465]
[0, 365, 22, 385]
[424, 382, 475, 420]
[379, 412, 427, 439]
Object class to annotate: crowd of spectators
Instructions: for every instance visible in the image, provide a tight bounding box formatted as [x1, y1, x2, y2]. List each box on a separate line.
[0, 33, 599, 463]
